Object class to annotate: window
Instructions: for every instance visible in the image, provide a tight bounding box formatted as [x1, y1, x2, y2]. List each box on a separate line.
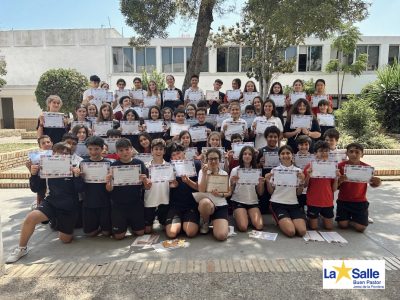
[123, 48, 134, 72]
[112, 47, 123, 73]
[285, 47, 297, 61]
[356, 45, 379, 71]
[186, 47, 209, 72]
[388, 45, 400, 65]
[217, 47, 239, 72]
[241, 47, 254, 73]
[298, 46, 322, 71]
[162, 47, 184, 72]
[136, 47, 156, 73]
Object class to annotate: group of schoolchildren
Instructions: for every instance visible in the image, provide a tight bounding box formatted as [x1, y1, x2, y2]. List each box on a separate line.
[6, 75, 381, 264]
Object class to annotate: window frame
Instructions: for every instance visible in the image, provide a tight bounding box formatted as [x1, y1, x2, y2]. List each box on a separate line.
[355, 44, 380, 71]
[388, 45, 400, 65]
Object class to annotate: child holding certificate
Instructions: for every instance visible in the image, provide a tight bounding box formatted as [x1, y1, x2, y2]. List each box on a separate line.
[80, 136, 112, 236]
[145, 80, 161, 107]
[114, 96, 133, 121]
[106, 138, 149, 240]
[251, 97, 263, 117]
[285, 79, 307, 111]
[197, 149, 231, 241]
[265, 145, 307, 238]
[221, 101, 248, 148]
[37, 95, 68, 144]
[72, 124, 90, 158]
[192, 107, 216, 152]
[6, 142, 83, 264]
[268, 82, 285, 123]
[303, 141, 339, 230]
[230, 146, 264, 232]
[252, 99, 283, 149]
[161, 74, 184, 110]
[120, 108, 141, 150]
[163, 109, 187, 142]
[145, 106, 165, 140]
[87, 103, 98, 121]
[184, 74, 204, 106]
[162, 107, 174, 129]
[308, 79, 333, 115]
[336, 143, 381, 232]
[294, 135, 313, 210]
[144, 139, 174, 233]
[165, 143, 200, 239]
[283, 98, 321, 153]
[137, 133, 152, 154]
[68, 104, 92, 132]
[316, 99, 335, 140]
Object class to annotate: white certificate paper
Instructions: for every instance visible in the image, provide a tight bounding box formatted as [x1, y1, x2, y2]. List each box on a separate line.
[269, 94, 286, 107]
[206, 90, 219, 101]
[105, 138, 118, 154]
[255, 120, 275, 135]
[311, 95, 328, 107]
[81, 161, 110, 183]
[187, 91, 202, 103]
[144, 96, 158, 107]
[71, 121, 91, 130]
[242, 115, 256, 129]
[43, 112, 64, 128]
[263, 152, 280, 168]
[226, 89, 241, 101]
[272, 169, 299, 187]
[120, 120, 140, 135]
[237, 168, 261, 185]
[28, 150, 52, 165]
[232, 142, 254, 159]
[184, 147, 198, 159]
[40, 155, 72, 178]
[243, 92, 259, 103]
[163, 90, 178, 101]
[111, 165, 141, 186]
[206, 175, 229, 193]
[135, 153, 153, 164]
[225, 121, 246, 139]
[294, 153, 314, 170]
[92, 121, 113, 136]
[290, 115, 313, 129]
[329, 149, 347, 163]
[144, 120, 164, 133]
[317, 113, 335, 127]
[171, 160, 197, 177]
[170, 123, 190, 136]
[149, 164, 175, 182]
[289, 92, 307, 104]
[189, 126, 207, 142]
[131, 90, 144, 100]
[115, 89, 131, 100]
[344, 165, 374, 183]
[311, 160, 337, 178]
[132, 107, 149, 119]
[216, 113, 230, 128]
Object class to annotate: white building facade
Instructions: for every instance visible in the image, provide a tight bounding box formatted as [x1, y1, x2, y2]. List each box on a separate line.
[0, 28, 399, 130]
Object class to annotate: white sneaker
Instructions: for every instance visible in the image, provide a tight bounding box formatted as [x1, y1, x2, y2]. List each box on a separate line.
[6, 247, 29, 264]
[199, 218, 209, 234]
[30, 201, 37, 211]
[368, 217, 374, 224]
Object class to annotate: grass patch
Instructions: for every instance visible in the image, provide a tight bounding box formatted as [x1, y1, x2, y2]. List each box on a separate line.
[0, 143, 37, 153]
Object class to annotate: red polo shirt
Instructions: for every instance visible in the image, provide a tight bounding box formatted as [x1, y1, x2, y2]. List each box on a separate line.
[337, 160, 369, 202]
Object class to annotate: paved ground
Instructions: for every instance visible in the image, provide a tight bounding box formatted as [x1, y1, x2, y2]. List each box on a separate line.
[0, 183, 400, 299]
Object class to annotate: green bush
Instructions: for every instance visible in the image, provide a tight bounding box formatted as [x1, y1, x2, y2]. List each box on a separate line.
[335, 95, 398, 149]
[361, 61, 400, 133]
[141, 69, 166, 91]
[35, 69, 89, 113]
[283, 78, 315, 95]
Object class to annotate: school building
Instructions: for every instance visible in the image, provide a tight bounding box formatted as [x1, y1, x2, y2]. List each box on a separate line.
[0, 28, 399, 130]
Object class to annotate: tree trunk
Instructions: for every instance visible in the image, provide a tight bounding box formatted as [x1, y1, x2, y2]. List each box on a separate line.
[182, 0, 216, 92]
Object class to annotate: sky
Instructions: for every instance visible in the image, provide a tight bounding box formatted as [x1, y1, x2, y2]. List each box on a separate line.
[0, 0, 399, 37]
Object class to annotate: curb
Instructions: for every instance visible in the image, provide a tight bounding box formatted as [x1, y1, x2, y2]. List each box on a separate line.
[364, 149, 400, 155]
[3, 257, 400, 278]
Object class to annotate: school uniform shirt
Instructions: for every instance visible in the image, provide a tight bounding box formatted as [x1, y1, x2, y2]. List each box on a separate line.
[109, 159, 147, 207]
[81, 158, 111, 208]
[252, 116, 283, 149]
[144, 160, 170, 208]
[161, 87, 184, 110]
[169, 161, 201, 210]
[198, 168, 229, 207]
[29, 174, 84, 211]
[303, 162, 334, 207]
[209, 91, 225, 115]
[230, 166, 259, 205]
[307, 94, 333, 115]
[71, 153, 83, 167]
[284, 116, 320, 153]
[220, 117, 248, 142]
[337, 161, 370, 202]
[270, 164, 301, 205]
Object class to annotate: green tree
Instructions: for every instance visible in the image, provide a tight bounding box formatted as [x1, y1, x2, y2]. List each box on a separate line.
[325, 23, 368, 107]
[0, 59, 6, 89]
[361, 60, 400, 133]
[210, 0, 369, 98]
[35, 69, 89, 113]
[120, 0, 233, 91]
[141, 69, 166, 91]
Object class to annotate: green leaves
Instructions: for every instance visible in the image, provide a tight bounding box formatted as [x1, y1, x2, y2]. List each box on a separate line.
[0, 60, 6, 89]
[34, 69, 89, 114]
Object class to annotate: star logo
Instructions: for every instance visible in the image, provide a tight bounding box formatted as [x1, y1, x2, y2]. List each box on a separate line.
[333, 261, 352, 283]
